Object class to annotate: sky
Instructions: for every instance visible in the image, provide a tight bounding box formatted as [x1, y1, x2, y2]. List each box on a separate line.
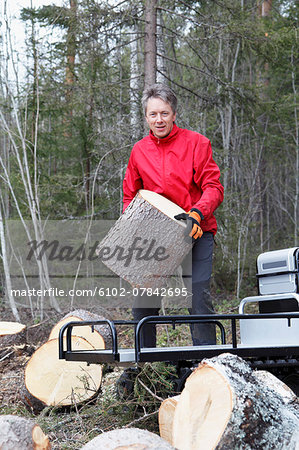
[1, 0, 64, 86]
[2, 0, 117, 87]
[4, 0, 64, 42]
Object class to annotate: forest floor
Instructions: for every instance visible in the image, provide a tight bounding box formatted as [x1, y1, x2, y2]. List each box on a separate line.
[0, 291, 241, 449]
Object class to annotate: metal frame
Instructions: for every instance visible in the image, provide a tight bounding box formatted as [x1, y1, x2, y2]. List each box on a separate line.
[58, 312, 299, 367]
[239, 293, 299, 313]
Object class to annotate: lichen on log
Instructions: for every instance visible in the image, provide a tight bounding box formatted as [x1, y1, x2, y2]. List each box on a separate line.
[81, 427, 174, 449]
[0, 415, 51, 449]
[161, 353, 299, 450]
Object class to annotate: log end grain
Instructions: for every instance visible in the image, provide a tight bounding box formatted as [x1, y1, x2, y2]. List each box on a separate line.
[0, 322, 26, 347]
[22, 337, 102, 412]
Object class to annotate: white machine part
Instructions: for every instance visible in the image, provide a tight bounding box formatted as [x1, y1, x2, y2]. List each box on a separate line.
[257, 247, 299, 295]
[240, 247, 299, 345]
[239, 293, 299, 345]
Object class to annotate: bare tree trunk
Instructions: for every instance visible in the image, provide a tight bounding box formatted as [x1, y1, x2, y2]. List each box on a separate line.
[291, 42, 298, 245]
[218, 40, 240, 196]
[65, 0, 77, 108]
[0, 82, 61, 317]
[63, 0, 77, 137]
[144, 0, 157, 89]
[257, 0, 272, 17]
[30, 1, 38, 147]
[156, 8, 167, 83]
[0, 198, 20, 321]
[130, 12, 140, 141]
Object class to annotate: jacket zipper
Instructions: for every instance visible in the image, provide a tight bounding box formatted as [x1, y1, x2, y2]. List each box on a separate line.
[160, 141, 166, 193]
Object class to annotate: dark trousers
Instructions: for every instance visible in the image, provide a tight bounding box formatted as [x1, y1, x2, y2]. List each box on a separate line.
[132, 232, 216, 347]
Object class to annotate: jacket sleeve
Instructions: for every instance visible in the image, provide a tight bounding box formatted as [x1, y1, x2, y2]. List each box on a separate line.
[192, 138, 224, 219]
[122, 147, 143, 212]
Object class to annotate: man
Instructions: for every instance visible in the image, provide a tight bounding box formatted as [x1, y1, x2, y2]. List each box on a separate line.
[123, 83, 224, 347]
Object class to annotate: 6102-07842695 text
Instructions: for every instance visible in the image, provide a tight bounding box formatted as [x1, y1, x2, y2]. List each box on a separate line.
[96, 287, 188, 297]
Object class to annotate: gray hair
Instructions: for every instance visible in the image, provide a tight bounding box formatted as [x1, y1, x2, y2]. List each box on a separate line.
[142, 83, 178, 115]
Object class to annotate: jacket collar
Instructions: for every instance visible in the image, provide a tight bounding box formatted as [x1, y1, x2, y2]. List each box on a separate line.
[149, 122, 180, 144]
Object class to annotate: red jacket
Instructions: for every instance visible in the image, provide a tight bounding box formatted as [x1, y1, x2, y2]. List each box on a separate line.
[123, 123, 224, 235]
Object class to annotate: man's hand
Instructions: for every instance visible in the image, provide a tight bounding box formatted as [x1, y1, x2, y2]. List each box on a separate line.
[174, 208, 204, 241]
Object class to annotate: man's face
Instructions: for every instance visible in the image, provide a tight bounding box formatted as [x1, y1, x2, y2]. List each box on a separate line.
[145, 97, 176, 139]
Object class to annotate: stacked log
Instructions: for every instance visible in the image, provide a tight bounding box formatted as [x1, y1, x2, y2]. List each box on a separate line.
[0, 415, 51, 449]
[159, 353, 299, 450]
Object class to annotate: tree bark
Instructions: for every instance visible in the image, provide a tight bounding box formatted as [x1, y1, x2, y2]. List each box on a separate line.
[0, 202, 20, 321]
[144, 0, 157, 89]
[0, 321, 26, 347]
[48, 309, 112, 349]
[156, 8, 167, 83]
[22, 336, 102, 413]
[81, 428, 174, 450]
[96, 190, 191, 288]
[65, 0, 77, 109]
[257, 0, 272, 17]
[130, 11, 140, 141]
[0, 415, 51, 449]
[160, 353, 299, 450]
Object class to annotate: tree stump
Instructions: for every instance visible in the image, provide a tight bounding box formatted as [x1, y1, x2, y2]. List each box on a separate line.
[0, 322, 26, 347]
[159, 353, 299, 450]
[48, 309, 112, 349]
[96, 190, 191, 288]
[80, 428, 174, 449]
[22, 336, 102, 413]
[0, 415, 51, 449]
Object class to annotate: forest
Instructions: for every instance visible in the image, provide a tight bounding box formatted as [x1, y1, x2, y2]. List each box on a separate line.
[0, 0, 298, 320]
[0, 1, 298, 448]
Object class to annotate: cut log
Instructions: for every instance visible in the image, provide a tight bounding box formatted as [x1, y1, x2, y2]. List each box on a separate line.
[0, 321, 26, 347]
[253, 370, 298, 404]
[80, 428, 174, 449]
[0, 414, 51, 449]
[158, 395, 180, 445]
[162, 353, 299, 450]
[48, 309, 111, 349]
[96, 190, 191, 288]
[22, 336, 102, 413]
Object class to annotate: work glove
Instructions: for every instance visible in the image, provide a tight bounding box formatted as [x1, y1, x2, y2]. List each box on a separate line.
[174, 208, 204, 241]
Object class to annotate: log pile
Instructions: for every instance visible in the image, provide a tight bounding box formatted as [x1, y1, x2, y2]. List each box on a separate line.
[96, 189, 191, 288]
[21, 309, 110, 413]
[158, 353, 299, 450]
[0, 415, 51, 449]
